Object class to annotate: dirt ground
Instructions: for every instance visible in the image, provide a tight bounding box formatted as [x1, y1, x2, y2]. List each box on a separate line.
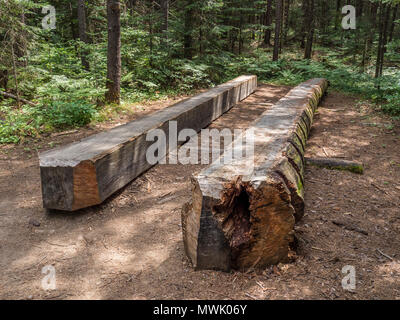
[0, 84, 399, 300]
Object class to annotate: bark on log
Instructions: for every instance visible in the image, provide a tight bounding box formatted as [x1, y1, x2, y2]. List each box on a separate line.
[305, 157, 364, 174]
[39, 75, 257, 211]
[182, 78, 328, 272]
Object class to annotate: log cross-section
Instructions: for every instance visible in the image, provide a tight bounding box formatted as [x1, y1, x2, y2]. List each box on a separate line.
[40, 75, 257, 211]
[181, 78, 328, 272]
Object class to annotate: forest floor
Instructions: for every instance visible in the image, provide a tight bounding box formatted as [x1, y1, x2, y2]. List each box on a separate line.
[0, 84, 399, 300]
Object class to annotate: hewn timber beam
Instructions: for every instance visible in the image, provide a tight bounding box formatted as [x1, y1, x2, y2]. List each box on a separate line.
[182, 78, 328, 272]
[39, 75, 257, 211]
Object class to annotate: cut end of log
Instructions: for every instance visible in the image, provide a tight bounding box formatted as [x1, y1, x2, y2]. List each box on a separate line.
[72, 160, 101, 210]
[182, 175, 296, 272]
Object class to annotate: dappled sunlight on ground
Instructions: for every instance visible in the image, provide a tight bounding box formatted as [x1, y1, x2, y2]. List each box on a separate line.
[0, 86, 399, 299]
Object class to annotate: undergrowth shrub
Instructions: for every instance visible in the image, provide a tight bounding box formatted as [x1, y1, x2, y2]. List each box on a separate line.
[44, 101, 96, 128]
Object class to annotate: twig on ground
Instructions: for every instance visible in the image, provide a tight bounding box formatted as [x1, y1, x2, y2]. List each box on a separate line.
[52, 130, 78, 137]
[245, 293, 257, 300]
[371, 183, 389, 195]
[246, 256, 261, 273]
[332, 220, 368, 236]
[322, 147, 330, 157]
[255, 281, 276, 291]
[312, 246, 329, 252]
[45, 241, 71, 247]
[377, 249, 394, 261]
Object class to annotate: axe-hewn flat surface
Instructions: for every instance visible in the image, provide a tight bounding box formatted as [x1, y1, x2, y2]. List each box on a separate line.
[1, 88, 399, 299]
[39, 75, 256, 211]
[40, 75, 255, 167]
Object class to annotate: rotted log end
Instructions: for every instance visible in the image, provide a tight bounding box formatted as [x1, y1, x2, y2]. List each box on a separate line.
[230, 176, 296, 270]
[182, 175, 297, 271]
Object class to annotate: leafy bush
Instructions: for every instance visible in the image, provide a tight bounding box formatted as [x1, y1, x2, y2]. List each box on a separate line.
[2, 40, 399, 145]
[0, 105, 45, 144]
[44, 101, 96, 128]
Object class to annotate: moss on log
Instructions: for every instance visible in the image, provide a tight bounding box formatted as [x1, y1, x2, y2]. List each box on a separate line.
[304, 157, 364, 174]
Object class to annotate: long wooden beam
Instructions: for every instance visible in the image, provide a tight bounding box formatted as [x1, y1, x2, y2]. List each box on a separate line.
[39, 75, 257, 211]
[181, 78, 328, 272]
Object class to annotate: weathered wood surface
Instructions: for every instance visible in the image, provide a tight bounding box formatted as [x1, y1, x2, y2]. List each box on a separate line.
[182, 78, 328, 272]
[40, 75, 257, 211]
[305, 157, 364, 174]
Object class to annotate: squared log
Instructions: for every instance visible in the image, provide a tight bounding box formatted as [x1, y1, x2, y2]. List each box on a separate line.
[40, 75, 257, 211]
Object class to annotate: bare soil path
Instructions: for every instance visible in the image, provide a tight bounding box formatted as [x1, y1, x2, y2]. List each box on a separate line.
[0, 85, 399, 300]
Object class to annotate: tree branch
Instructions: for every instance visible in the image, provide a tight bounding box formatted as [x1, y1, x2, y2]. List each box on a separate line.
[0, 91, 37, 107]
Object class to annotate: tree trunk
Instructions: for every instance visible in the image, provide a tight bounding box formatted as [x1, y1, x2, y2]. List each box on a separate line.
[279, 0, 285, 52]
[300, 0, 309, 48]
[283, 0, 291, 46]
[389, 4, 399, 42]
[375, 2, 384, 78]
[0, 70, 8, 91]
[149, 1, 154, 67]
[160, 0, 169, 47]
[362, 2, 378, 71]
[320, 0, 328, 43]
[334, 0, 341, 30]
[69, 2, 78, 41]
[10, 35, 20, 107]
[239, 11, 243, 54]
[304, 0, 314, 59]
[77, 0, 90, 70]
[264, 0, 273, 46]
[184, 0, 194, 59]
[376, 3, 391, 78]
[126, 0, 136, 16]
[273, 0, 283, 61]
[380, 4, 391, 70]
[105, 0, 121, 104]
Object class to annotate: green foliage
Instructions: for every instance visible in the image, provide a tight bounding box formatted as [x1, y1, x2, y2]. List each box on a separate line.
[0, 100, 97, 143]
[44, 101, 96, 128]
[0, 104, 44, 144]
[217, 49, 400, 116]
[1, 0, 399, 145]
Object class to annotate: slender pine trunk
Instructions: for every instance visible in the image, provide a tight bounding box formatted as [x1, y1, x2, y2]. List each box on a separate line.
[264, 0, 273, 46]
[273, 0, 283, 61]
[105, 0, 121, 104]
[77, 0, 90, 70]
